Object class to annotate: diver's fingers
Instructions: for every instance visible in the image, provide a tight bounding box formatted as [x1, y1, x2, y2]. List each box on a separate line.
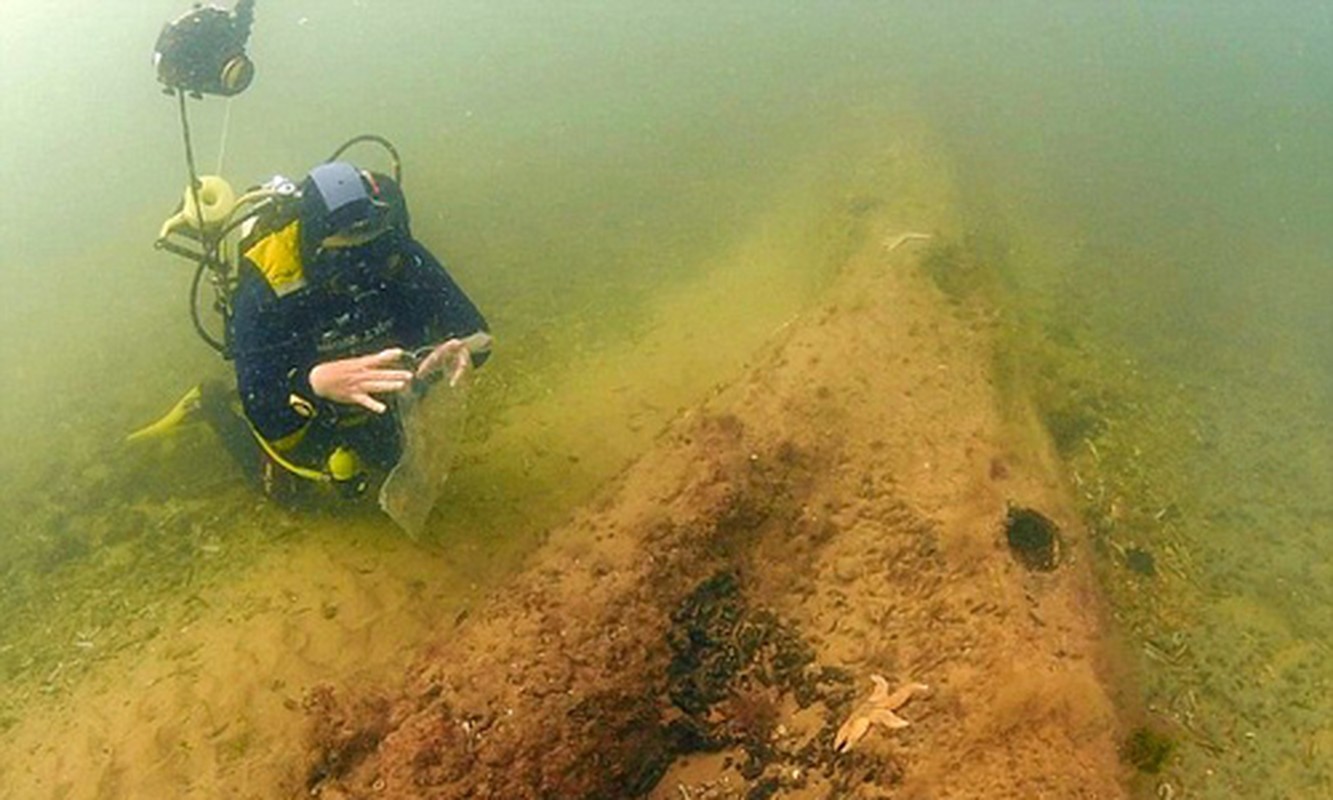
[361, 348, 406, 368]
[361, 368, 414, 384]
[417, 339, 467, 379]
[415, 351, 442, 378]
[350, 392, 389, 414]
[360, 379, 411, 394]
[310, 357, 409, 406]
[448, 349, 471, 387]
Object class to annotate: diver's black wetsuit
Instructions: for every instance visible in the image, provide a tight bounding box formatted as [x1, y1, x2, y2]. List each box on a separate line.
[226, 218, 488, 483]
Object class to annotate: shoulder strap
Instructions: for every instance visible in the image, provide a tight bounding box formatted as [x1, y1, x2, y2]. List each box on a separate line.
[242, 219, 306, 296]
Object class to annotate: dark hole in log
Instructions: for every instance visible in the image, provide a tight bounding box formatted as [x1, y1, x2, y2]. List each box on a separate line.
[1005, 506, 1061, 572]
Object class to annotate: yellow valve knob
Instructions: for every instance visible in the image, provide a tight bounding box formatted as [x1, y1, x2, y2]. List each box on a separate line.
[327, 447, 360, 482]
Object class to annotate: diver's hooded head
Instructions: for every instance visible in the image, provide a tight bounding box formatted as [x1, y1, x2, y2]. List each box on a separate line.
[299, 161, 409, 259]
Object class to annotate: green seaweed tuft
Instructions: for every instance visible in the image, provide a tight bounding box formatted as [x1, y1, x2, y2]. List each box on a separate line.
[1122, 726, 1175, 774]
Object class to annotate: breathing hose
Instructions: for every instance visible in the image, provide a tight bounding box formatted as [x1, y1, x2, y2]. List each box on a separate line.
[327, 134, 402, 185]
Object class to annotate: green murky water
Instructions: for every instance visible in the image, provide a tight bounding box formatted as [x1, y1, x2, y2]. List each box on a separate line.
[2, 2, 1330, 797]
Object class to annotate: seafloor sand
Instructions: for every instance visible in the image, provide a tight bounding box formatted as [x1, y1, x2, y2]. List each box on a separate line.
[298, 221, 1131, 798]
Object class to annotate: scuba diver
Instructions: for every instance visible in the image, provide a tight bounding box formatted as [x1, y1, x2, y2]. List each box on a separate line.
[138, 159, 492, 502]
[219, 161, 490, 498]
[135, 0, 492, 511]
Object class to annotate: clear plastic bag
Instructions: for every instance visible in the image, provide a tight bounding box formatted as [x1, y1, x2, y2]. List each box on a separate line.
[378, 333, 491, 537]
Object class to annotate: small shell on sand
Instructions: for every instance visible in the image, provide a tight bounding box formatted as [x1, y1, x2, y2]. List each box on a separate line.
[884, 232, 933, 252]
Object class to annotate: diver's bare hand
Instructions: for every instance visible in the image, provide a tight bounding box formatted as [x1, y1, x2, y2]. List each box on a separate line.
[309, 349, 414, 414]
[415, 339, 472, 387]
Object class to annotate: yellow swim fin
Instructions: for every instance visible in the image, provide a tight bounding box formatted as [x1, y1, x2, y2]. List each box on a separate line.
[126, 385, 204, 443]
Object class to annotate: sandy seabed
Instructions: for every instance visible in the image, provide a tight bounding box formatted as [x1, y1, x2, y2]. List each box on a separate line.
[0, 206, 1132, 798]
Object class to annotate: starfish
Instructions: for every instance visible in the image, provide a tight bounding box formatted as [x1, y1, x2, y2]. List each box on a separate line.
[833, 675, 930, 753]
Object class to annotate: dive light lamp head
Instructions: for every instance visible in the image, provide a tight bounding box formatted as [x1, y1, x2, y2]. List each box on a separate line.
[154, 1, 257, 98]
